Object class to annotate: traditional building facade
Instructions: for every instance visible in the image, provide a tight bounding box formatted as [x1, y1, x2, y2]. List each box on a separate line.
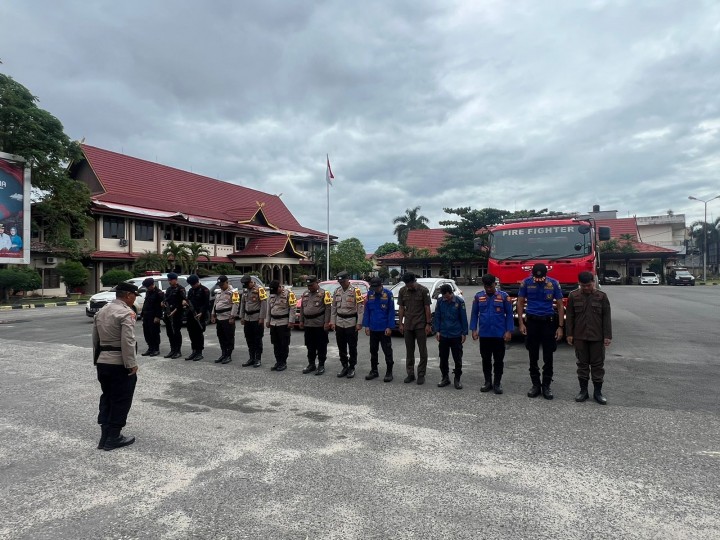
[30, 145, 331, 294]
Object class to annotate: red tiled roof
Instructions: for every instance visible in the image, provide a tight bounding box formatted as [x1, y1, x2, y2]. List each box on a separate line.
[80, 144, 324, 237]
[406, 229, 448, 256]
[625, 241, 677, 254]
[91, 251, 142, 260]
[233, 236, 304, 258]
[376, 251, 405, 261]
[595, 218, 639, 239]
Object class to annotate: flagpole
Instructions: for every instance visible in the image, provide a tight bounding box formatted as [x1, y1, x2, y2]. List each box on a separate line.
[326, 174, 330, 281]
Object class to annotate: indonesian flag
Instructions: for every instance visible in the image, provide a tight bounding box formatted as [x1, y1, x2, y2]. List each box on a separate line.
[326, 154, 334, 186]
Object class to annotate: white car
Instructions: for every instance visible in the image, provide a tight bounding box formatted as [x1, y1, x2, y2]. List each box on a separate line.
[639, 271, 660, 285]
[86, 275, 189, 317]
[389, 278, 463, 333]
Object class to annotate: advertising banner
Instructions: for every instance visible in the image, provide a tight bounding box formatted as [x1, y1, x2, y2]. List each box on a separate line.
[0, 151, 31, 265]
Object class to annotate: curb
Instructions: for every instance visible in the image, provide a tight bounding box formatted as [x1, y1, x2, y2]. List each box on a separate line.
[0, 301, 88, 311]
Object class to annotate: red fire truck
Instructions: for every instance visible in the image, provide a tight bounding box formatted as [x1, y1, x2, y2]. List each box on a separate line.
[485, 215, 611, 326]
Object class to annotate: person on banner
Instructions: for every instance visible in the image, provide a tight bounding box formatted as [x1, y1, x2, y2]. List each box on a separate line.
[0, 223, 11, 251]
[9, 226, 22, 252]
[183, 274, 210, 361]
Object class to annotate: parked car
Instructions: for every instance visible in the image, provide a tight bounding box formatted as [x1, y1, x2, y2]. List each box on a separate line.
[639, 271, 660, 285]
[294, 280, 370, 324]
[389, 278, 463, 333]
[601, 269, 622, 285]
[667, 269, 695, 286]
[86, 275, 188, 317]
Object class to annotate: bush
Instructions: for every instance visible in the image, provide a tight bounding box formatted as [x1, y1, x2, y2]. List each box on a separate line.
[56, 260, 90, 295]
[0, 266, 42, 301]
[212, 263, 236, 276]
[100, 269, 134, 287]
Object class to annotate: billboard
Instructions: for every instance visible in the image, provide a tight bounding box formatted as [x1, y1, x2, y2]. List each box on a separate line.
[0, 151, 31, 265]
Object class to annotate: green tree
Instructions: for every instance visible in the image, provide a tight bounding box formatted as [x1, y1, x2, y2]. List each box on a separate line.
[0, 73, 91, 248]
[162, 241, 190, 273]
[100, 269, 134, 287]
[0, 266, 42, 302]
[393, 206, 429, 245]
[132, 251, 169, 275]
[56, 260, 89, 295]
[375, 242, 400, 257]
[330, 238, 372, 277]
[212, 263, 236, 276]
[438, 207, 509, 276]
[184, 242, 211, 274]
[311, 246, 327, 279]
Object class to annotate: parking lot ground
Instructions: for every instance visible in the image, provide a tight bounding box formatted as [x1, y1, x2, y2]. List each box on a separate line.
[1, 286, 719, 539]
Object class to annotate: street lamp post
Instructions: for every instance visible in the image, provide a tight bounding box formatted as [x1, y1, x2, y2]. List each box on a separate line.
[688, 195, 720, 282]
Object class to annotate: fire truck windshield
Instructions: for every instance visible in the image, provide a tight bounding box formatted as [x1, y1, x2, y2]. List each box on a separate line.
[490, 225, 592, 260]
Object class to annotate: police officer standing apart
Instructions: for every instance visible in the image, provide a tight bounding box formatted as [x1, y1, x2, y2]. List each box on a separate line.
[266, 280, 296, 372]
[211, 275, 239, 364]
[362, 277, 395, 382]
[397, 272, 432, 385]
[517, 263, 565, 400]
[183, 274, 210, 361]
[92, 282, 139, 451]
[140, 277, 164, 357]
[329, 271, 365, 379]
[433, 284, 468, 389]
[470, 274, 514, 394]
[162, 272, 186, 359]
[298, 276, 331, 375]
[566, 271, 612, 405]
[239, 275, 268, 367]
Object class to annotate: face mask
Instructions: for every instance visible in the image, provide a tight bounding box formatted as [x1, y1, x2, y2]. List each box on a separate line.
[270, 287, 279, 294]
[242, 282, 250, 289]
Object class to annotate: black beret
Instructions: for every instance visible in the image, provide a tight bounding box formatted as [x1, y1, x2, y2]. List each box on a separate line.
[307, 275, 318, 284]
[336, 271, 349, 280]
[187, 274, 199, 285]
[217, 275, 228, 283]
[532, 263, 547, 278]
[167, 272, 179, 280]
[401, 272, 416, 283]
[240, 275, 252, 284]
[142, 277, 155, 287]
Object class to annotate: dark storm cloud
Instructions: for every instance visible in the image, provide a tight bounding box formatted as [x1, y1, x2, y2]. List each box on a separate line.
[1, 0, 719, 251]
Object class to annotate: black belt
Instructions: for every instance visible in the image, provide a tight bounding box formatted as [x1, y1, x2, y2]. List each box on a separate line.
[245, 309, 260, 315]
[526, 314, 556, 322]
[337, 313, 357, 319]
[303, 312, 324, 319]
[271, 313, 290, 319]
[215, 307, 231, 314]
[98, 345, 122, 352]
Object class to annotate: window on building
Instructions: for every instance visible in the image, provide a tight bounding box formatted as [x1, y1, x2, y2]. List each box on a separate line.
[162, 224, 172, 241]
[422, 265, 432, 278]
[207, 231, 216, 244]
[222, 231, 234, 245]
[135, 220, 154, 242]
[236, 237, 246, 251]
[43, 268, 61, 289]
[173, 226, 182, 241]
[103, 216, 125, 239]
[451, 265, 461, 278]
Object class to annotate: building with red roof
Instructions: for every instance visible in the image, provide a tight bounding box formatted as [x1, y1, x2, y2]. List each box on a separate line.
[31, 145, 332, 293]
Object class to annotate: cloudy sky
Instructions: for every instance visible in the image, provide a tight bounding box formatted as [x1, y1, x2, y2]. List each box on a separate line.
[2, 0, 719, 251]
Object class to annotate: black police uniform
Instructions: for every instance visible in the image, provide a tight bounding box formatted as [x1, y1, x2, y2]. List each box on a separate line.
[163, 284, 187, 357]
[141, 285, 164, 355]
[186, 284, 210, 359]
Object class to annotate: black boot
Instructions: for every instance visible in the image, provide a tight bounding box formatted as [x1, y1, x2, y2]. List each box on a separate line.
[303, 363, 317, 374]
[337, 364, 349, 378]
[541, 385, 554, 400]
[575, 378, 590, 402]
[253, 354, 262, 368]
[527, 382, 541, 398]
[346, 366, 356, 378]
[404, 372, 416, 384]
[366, 367, 379, 380]
[97, 424, 109, 450]
[148, 350, 160, 357]
[480, 379, 493, 392]
[163, 350, 175, 358]
[454, 375, 463, 390]
[593, 382, 607, 405]
[215, 350, 226, 363]
[276, 362, 287, 371]
[185, 351, 198, 361]
[493, 377, 503, 394]
[383, 366, 393, 382]
[242, 353, 255, 367]
[438, 376, 451, 387]
[221, 353, 233, 364]
[315, 363, 325, 376]
[193, 351, 203, 361]
[103, 428, 135, 451]
[141, 349, 152, 356]
[170, 350, 182, 359]
[271, 362, 280, 371]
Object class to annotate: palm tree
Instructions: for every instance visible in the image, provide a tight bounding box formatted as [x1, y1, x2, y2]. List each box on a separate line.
[162, 241, 190, 273]
[132, 251, 169, 275]
[184, 242, 211, 274]
[393, 206, 430, 245]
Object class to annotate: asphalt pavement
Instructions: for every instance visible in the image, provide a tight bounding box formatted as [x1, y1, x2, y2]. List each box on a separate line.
[1, 285, 719, 539]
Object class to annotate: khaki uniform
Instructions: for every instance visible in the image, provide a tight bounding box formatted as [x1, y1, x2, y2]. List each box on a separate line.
[330, 285, 365, 328]
[240, 286, 268, 322]
[213, 287, 240, 320]
[300, 289, 331, 327]
[397, 284, 431, 377]
[566, 288, 612, 383]
[93, 298, 138, 368]
[268, 287, 297, 326]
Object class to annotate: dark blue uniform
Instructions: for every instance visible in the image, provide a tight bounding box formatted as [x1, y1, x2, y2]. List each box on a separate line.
[140, 286, 164, 355]
[163, 284, 187, 356]
[362, 288, 395, 375]
[470, 290, 514, 387]
[518, 276, 563, 389]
